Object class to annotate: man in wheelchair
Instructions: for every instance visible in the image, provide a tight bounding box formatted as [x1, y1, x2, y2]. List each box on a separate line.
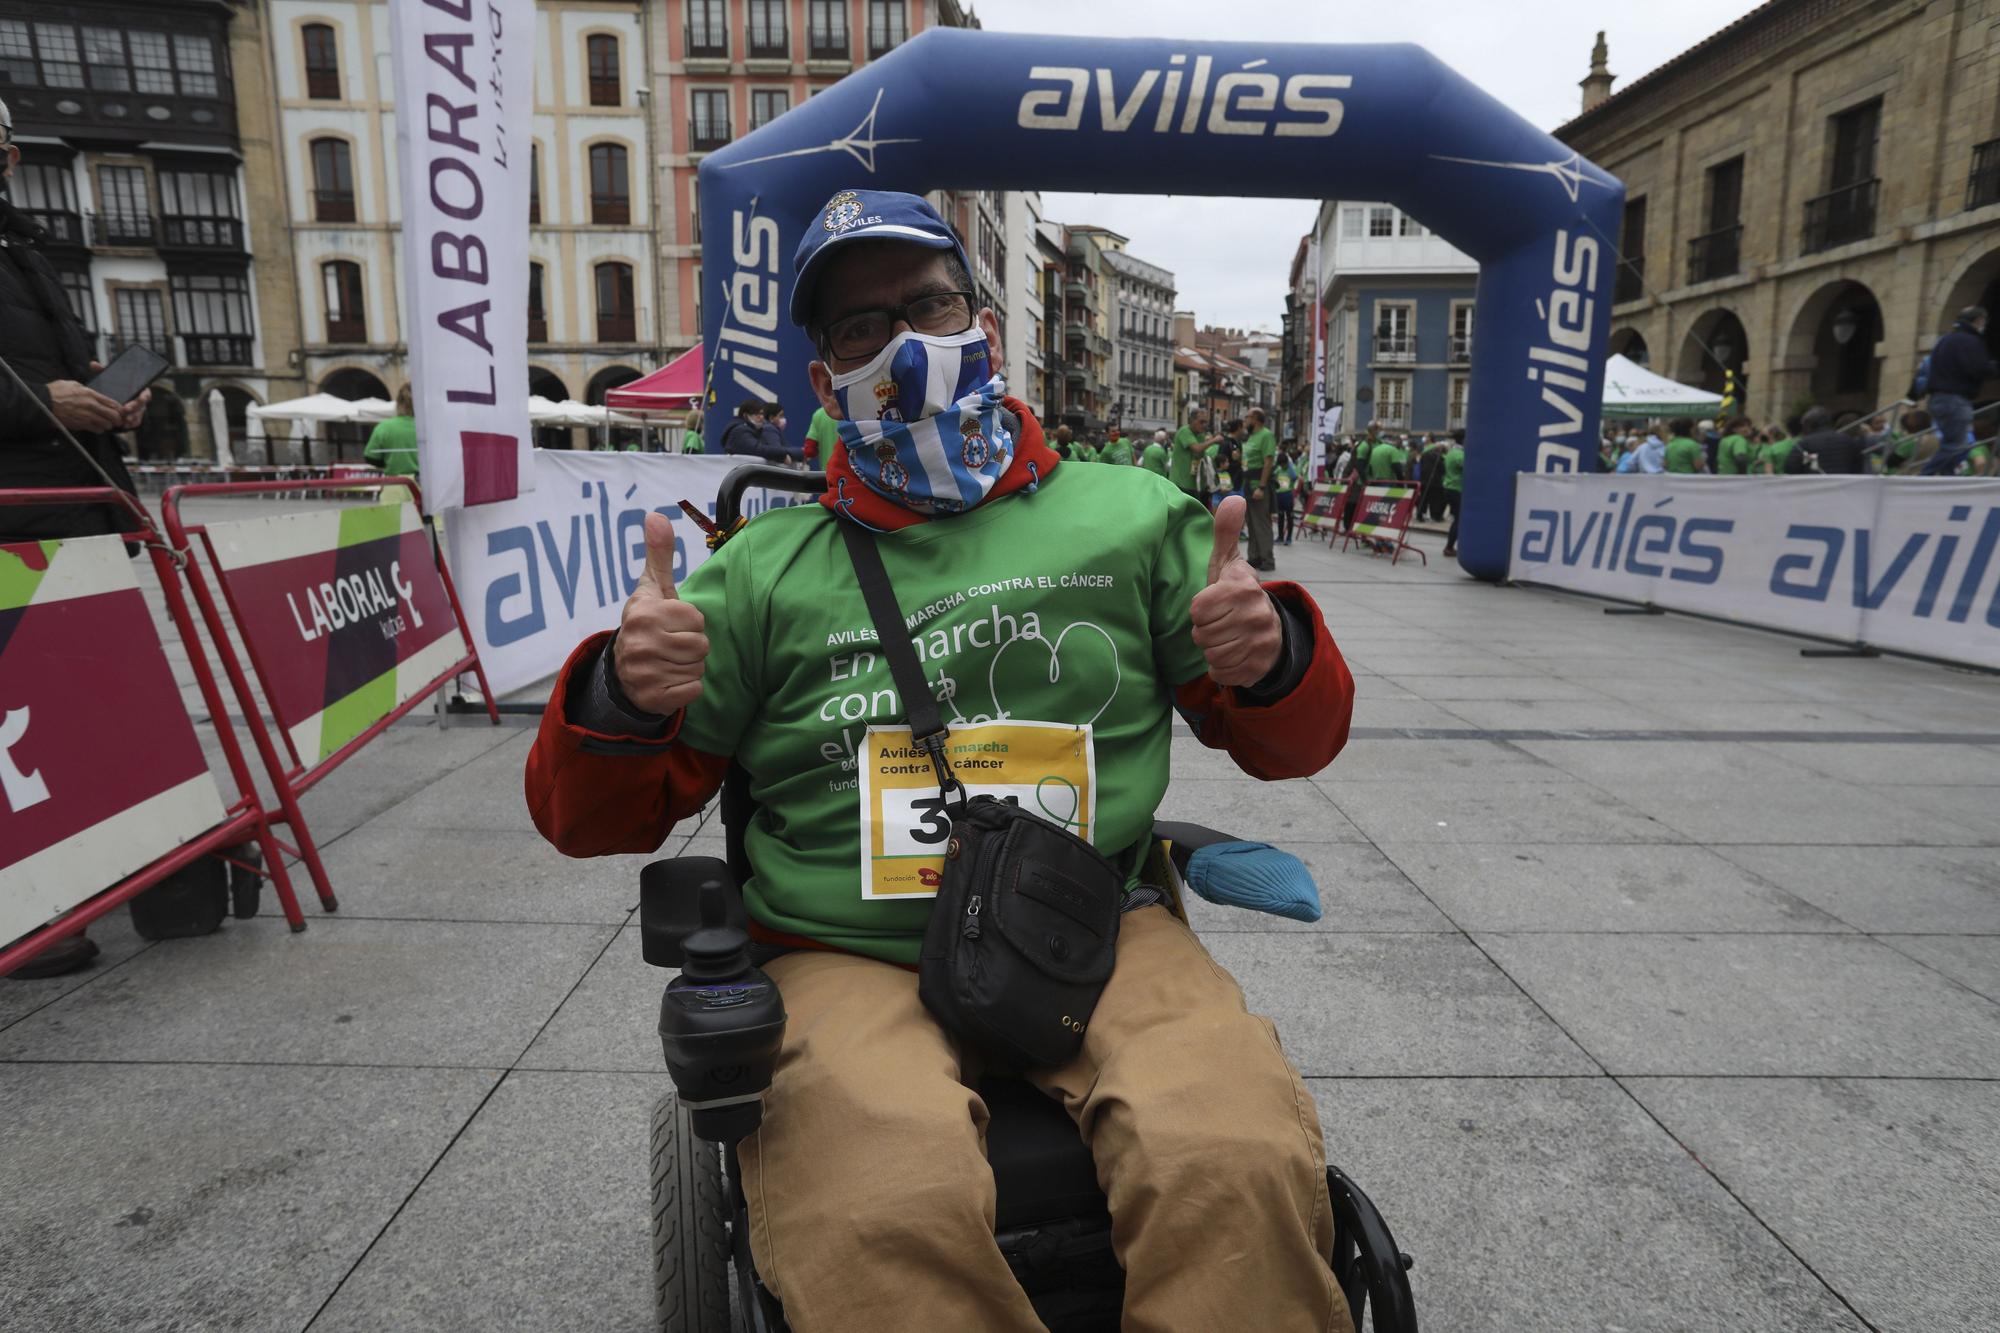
[527, 190, 1359, 1332]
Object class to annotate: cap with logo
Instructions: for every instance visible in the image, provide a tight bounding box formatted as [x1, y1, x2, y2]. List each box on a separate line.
[789, 188, 971, 328]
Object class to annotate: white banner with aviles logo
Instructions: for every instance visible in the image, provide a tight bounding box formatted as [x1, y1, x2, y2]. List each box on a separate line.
[391, 0, 536, 509]
[445, 451, 817, 697]
[1509, 474, 2000, 669]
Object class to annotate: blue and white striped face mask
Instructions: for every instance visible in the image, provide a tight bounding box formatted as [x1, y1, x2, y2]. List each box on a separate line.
[830, 329, 1015, 516]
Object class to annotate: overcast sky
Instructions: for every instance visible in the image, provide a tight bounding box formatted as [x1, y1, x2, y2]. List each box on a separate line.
[982, 0, 1757, 332]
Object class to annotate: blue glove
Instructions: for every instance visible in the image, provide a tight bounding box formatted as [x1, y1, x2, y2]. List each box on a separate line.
[1183, 842, 1322, 923]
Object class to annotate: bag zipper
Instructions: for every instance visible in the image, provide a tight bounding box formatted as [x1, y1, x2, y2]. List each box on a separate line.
[962, 894, 982, 941]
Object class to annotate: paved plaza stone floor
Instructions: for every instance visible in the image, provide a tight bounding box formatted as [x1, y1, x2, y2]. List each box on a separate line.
[4, 514, 1999, 1332]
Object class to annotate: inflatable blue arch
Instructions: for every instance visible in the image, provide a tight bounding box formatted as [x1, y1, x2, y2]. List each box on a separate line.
[698, 29, 1624, 580]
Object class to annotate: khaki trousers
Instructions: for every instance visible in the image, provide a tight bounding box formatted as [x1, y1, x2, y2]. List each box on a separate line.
[737, 906, 1351, 1333]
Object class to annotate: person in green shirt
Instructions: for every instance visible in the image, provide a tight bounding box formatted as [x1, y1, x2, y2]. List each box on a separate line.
[1663, 417, 1708, 474]
[804, 405, 840, 467]
[1713, 417, 1754, 475]
[1098, 428, 1135, 467]
[1440, 429, 1466, 558]
[529, 190, 1357, 1329]
[1240, 407, 1277, 570]
[1169, 409, 1216, 505]
[1756, 433, 1797, 475]
[1140, 429, 1170, 477]
[1366, 434, 1407, 482]
[1271, 441, 1300, 546]
[363, 384, 420, 479]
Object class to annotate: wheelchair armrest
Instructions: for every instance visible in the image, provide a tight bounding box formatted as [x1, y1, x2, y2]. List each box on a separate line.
[1152, 820, 1246, 879]
[638, 857, 747, 968]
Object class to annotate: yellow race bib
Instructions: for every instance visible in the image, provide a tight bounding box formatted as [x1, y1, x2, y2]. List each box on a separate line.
[858, 720, 1096, 900]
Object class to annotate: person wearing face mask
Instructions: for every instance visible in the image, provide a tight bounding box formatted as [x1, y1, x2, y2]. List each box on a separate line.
[526, 189, 1357, 1333]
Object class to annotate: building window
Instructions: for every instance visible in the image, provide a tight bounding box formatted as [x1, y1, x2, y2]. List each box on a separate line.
[82, 26, 129, 91]
[310, 138, 356, 222]
[322, 260, 366, 342]
[690, 89, 731, 151]
[589, 143, 630, 224]
[56, 267, 96, 356]
[1449, 302, 1474, 362]
[114, 288, 169, 358]
[13, 159, 81, 242]
[1368, 206, 1394, 237]
[748, 0, 788, 59]
[95, 165, 153, 244]
[1616, 196, 1646, 302]
[528, 144, 541, 224]
[0, 21, 36, 86]
[692, 262, 703, 336]
[809, 0, 849, 60]
[303, 23, 340, 99]
[1374, 374, 1409, 428]
[527, 263, 547, 343]
[751, 89, 790, 130]
[596, 261, 635, 342]
[1373, 302, 1414, 362]
[1399, 213, 1424, 237]
[159, 169, 241, 248]
[1447, 375, 1469, 429]
[686, 0, 727, 59]
[1689, 155, 1743, 282]
[689, 175, 700, 242]
[129, 32, 176, 94]
[172, 272, 253, 366]
[6, 21, 82, 87]
[1805, 99, 1881, 253]
[173, 34, 218, 97]
[867, 0, 907, 58]
[586, 34, 620, 106]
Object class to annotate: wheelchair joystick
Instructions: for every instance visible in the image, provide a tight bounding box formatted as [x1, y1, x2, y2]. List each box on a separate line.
[657, 880, 787, 1144]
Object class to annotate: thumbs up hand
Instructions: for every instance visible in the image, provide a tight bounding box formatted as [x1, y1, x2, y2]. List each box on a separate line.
[613, 512, 709, 716]
[1190, 496, 1283, 688]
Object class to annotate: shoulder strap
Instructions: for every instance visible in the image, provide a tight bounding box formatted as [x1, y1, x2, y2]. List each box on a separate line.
[836, 519, 962, 804]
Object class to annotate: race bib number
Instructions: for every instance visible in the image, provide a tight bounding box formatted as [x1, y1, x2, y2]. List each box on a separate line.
[859, 720, 1095, 900]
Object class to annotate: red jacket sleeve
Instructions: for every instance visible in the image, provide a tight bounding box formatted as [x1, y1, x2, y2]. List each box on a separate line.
[524, 631, 731, 857]
[1172, 583, 1354, 781]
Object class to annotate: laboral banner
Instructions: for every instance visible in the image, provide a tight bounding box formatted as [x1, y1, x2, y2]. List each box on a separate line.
[1510, 475, 2000, 669]
[1351, 484, 1417, 540]
[0, 537, 225, 938]
[446, 450, 817, 697]
[203, 503, 467, 763]
[390, 0, 535, 509]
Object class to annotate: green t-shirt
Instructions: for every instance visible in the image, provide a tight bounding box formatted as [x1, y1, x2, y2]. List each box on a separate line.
[1073, 442, 1098, 463]
[1715, 434, 1752, 475]
[1274, 457, 1298, 493]
[1098, 436, 1135, 467]
[1169, 425, 1205, 488]
[1366, 442, 1407, 481]
[1241, 427, 1276, 483]
[675, 465, 1216, 965]
[1140, 441, 1169, 476]
[682, 436, 707, 454]
[1442, 444, 1465, 491]
[363, 415, 420, 477]
[805, 407, 840, 461]
[1664, 437, 1704, 473]
[1758, 439, 1796, 473]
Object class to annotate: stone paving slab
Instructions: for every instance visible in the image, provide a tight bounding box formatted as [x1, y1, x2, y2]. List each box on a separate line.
[1709, 845, 2000, 933]
[1153, 777, 1365, 842]
[309, 1071, 660, 1333]
[0, 1061, 498, 1333]
[1311, 1077, 1868, 1333]
[1376, 842, 1850, 933]
[1207, 932, 1596, 1077]
[0, 909, 153, 1031]
[1317, 777, 1681, 845]
[1478, 932, 2000, 1077]
[0, 917, 616, 1068]
[1879, 934, 2000, 1002]
[518, 927, 671, 1073]
[306, 827, 647, 925]
[1628, 1077, 2000, 1333]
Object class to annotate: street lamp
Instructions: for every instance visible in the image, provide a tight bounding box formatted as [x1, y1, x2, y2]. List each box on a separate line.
[1831, 308, 1859, 346]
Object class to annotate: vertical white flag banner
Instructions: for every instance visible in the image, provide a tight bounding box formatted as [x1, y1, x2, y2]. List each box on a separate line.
[390, 0, 535, 509]
[1308, 234, 1327, 477]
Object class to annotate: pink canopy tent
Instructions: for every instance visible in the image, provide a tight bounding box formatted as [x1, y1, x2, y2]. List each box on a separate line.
[604, 344, 705, 414]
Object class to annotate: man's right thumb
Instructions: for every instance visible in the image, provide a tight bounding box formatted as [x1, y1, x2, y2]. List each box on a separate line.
[640, 512, 679, 596]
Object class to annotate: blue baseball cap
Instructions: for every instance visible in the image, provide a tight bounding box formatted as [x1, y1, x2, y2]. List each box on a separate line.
[789, 189, 971, 328]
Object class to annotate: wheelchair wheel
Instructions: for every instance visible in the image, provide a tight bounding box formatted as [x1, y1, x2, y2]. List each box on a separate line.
[650, 1092, 732, 1332]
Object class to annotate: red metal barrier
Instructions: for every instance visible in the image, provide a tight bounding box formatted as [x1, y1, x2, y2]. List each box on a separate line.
[160, 478, 498, 912]
[0, 487, 306, 977]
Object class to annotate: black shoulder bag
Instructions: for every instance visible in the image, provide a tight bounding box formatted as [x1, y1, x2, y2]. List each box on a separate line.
[837, 520, 1123, 1071]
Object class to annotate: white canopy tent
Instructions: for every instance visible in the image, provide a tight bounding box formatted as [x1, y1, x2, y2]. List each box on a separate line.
[1601, 353, 1726, 419]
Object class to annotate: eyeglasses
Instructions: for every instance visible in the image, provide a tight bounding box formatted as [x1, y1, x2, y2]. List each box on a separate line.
[817, 290, 975, 363]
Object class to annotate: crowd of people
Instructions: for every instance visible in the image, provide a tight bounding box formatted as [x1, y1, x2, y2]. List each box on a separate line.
[1322, 426, 1467, 557]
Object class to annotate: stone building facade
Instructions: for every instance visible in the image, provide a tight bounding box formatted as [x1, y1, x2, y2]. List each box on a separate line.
[1558, 0, 2000, 424]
